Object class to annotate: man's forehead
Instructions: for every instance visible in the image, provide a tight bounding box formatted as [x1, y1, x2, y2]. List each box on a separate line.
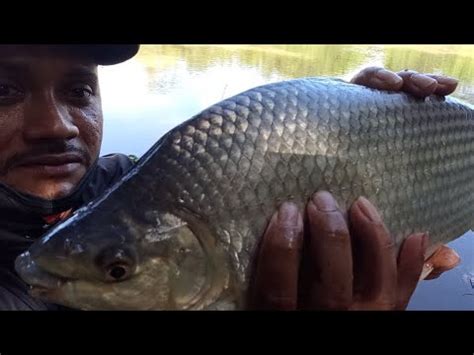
[0, 45, 98, 66]
[0, 45, 98, 78]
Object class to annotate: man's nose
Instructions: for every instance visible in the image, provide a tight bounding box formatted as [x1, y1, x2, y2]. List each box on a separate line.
[22, 92, 80, 141]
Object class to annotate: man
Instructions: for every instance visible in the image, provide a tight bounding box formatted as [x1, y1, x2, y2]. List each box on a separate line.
[0, 45, 139, 310]
[0, 44, 460, 310]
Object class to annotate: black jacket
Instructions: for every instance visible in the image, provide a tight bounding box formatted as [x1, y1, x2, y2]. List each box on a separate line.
[0, 154, 135, 310]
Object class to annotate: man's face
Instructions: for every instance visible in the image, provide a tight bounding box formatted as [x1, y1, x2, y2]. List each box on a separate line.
[0, 46, 103, 200]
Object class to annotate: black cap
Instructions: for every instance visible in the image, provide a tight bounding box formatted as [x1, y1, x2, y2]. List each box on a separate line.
[0, 44, 140, 65]
[64, 44, 140, 65]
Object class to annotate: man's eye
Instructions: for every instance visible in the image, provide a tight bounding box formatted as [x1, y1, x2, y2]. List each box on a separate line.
[0, 84, 23, 98]
[68, 86, 94, 99]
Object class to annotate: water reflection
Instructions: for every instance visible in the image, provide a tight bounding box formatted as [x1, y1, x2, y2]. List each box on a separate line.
[98, 45, 474, 310]
[384, 45, 474, 84]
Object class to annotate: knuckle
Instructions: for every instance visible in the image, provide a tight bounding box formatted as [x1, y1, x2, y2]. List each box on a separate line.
[381, 239, 396, 251]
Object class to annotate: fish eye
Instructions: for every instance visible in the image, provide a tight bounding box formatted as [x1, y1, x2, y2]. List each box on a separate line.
[95, 248, 137, 282]
[106, 263, 131, 281]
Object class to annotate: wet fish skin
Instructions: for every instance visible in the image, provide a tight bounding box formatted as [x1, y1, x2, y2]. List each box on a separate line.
[15, 77, 474, 310]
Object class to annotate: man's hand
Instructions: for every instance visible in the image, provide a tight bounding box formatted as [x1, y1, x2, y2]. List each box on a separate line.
[249, 192, 458, 310]
[350, 67, 458, 98]
[300, 192, 426, 310]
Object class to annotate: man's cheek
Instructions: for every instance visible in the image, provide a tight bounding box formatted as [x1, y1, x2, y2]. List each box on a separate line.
[76, 116, 103, 161]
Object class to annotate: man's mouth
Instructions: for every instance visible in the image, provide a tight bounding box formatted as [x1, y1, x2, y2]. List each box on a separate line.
[14, 153, 85, 177]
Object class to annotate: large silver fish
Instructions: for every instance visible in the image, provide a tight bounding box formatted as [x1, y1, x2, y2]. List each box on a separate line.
[15, 77, 474, 310]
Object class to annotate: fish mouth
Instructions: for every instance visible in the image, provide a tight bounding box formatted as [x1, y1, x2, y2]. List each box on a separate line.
[14, 251, 71, 298]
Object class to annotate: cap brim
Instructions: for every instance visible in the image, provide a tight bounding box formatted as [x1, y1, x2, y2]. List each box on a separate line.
[75, 44, 140, 65]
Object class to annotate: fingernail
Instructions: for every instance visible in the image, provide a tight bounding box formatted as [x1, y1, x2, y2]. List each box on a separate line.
[278, 202, 299, 224]
[311, 191, 339, 212]
[438, 76, 458, 86]
[355, 197, 382, 223]
[412, 74, 437, 90]
[376, 69, 402, 85]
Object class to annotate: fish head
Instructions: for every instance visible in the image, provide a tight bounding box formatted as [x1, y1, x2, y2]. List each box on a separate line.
[15, 206, 229, 310]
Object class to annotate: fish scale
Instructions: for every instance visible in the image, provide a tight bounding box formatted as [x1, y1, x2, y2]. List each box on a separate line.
[159, 77, 474, 265]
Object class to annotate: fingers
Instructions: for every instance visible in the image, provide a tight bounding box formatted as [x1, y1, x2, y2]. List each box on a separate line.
[249, 193, 450, 310]
[351, 66, 459, 98]
[423, 245, 461, 280]
[395, 233, 428, 309]
[396, 70, 438, 98]
[425, 74, 458, 96]
[249, 202, 303, 310]
[302, 191, 353, 310]
[349, 197, 397, 309]
[396, 71, 458, 98]
[351, 66, 403, 91]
